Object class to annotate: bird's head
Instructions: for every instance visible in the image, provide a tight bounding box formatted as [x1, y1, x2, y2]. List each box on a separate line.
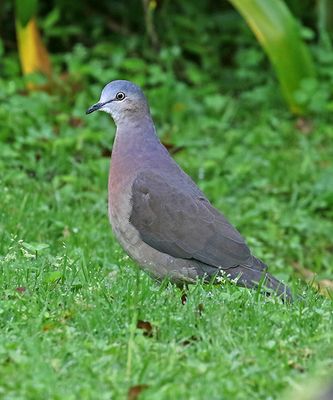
[86, 80, 149, 124]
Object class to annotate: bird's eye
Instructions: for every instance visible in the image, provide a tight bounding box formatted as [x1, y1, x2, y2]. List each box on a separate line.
[115, 92, 125, 101]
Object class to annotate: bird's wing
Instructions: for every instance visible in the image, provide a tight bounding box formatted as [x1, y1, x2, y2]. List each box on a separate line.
[129, 170, 253, 268]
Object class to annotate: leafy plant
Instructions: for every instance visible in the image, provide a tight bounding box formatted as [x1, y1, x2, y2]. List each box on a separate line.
[229, 0, 315, 114]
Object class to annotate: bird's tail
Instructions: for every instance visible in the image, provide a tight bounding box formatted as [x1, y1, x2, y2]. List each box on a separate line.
[224, 257, 293, 301]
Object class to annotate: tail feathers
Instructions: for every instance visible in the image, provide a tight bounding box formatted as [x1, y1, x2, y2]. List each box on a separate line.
[260, 271, 292, 301]
[223, 257, 292, 301]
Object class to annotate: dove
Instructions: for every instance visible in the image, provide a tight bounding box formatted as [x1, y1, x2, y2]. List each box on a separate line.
[86, 80, 291, 300]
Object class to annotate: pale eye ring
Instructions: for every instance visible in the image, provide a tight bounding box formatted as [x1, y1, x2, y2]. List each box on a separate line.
[115, 92, 125, 101]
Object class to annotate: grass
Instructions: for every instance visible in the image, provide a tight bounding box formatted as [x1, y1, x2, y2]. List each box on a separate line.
[1, 56, 333, 399]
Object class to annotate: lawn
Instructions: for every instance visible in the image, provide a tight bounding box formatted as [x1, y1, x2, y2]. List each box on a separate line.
[1, 47, 333, 399]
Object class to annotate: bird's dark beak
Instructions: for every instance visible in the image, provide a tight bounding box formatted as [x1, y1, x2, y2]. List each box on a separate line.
[86, 102, 104, 115]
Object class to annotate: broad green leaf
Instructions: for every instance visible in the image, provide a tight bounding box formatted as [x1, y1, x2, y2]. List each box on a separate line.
[229, 0, 315, 114]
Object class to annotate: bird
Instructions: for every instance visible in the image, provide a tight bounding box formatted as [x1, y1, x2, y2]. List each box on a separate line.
[86, 80, 292, 300]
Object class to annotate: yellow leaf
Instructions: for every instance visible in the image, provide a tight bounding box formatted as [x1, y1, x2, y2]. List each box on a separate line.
[16, 17, 51, 88]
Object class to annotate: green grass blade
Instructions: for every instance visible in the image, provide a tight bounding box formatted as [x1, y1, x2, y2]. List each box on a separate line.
[229, 0, 315, 114]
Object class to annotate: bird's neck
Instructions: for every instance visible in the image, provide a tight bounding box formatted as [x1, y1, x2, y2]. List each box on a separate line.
[113, 114, 163, 156]
[109, 114, 171, 192]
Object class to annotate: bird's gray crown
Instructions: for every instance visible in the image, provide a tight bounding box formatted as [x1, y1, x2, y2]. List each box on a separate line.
[101, 80, 146, 103]
[86, 80, 149, 124]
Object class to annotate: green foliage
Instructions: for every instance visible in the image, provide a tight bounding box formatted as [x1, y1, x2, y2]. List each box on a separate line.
[229, 0, 315, 114]
[4, 0, 331, 113]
